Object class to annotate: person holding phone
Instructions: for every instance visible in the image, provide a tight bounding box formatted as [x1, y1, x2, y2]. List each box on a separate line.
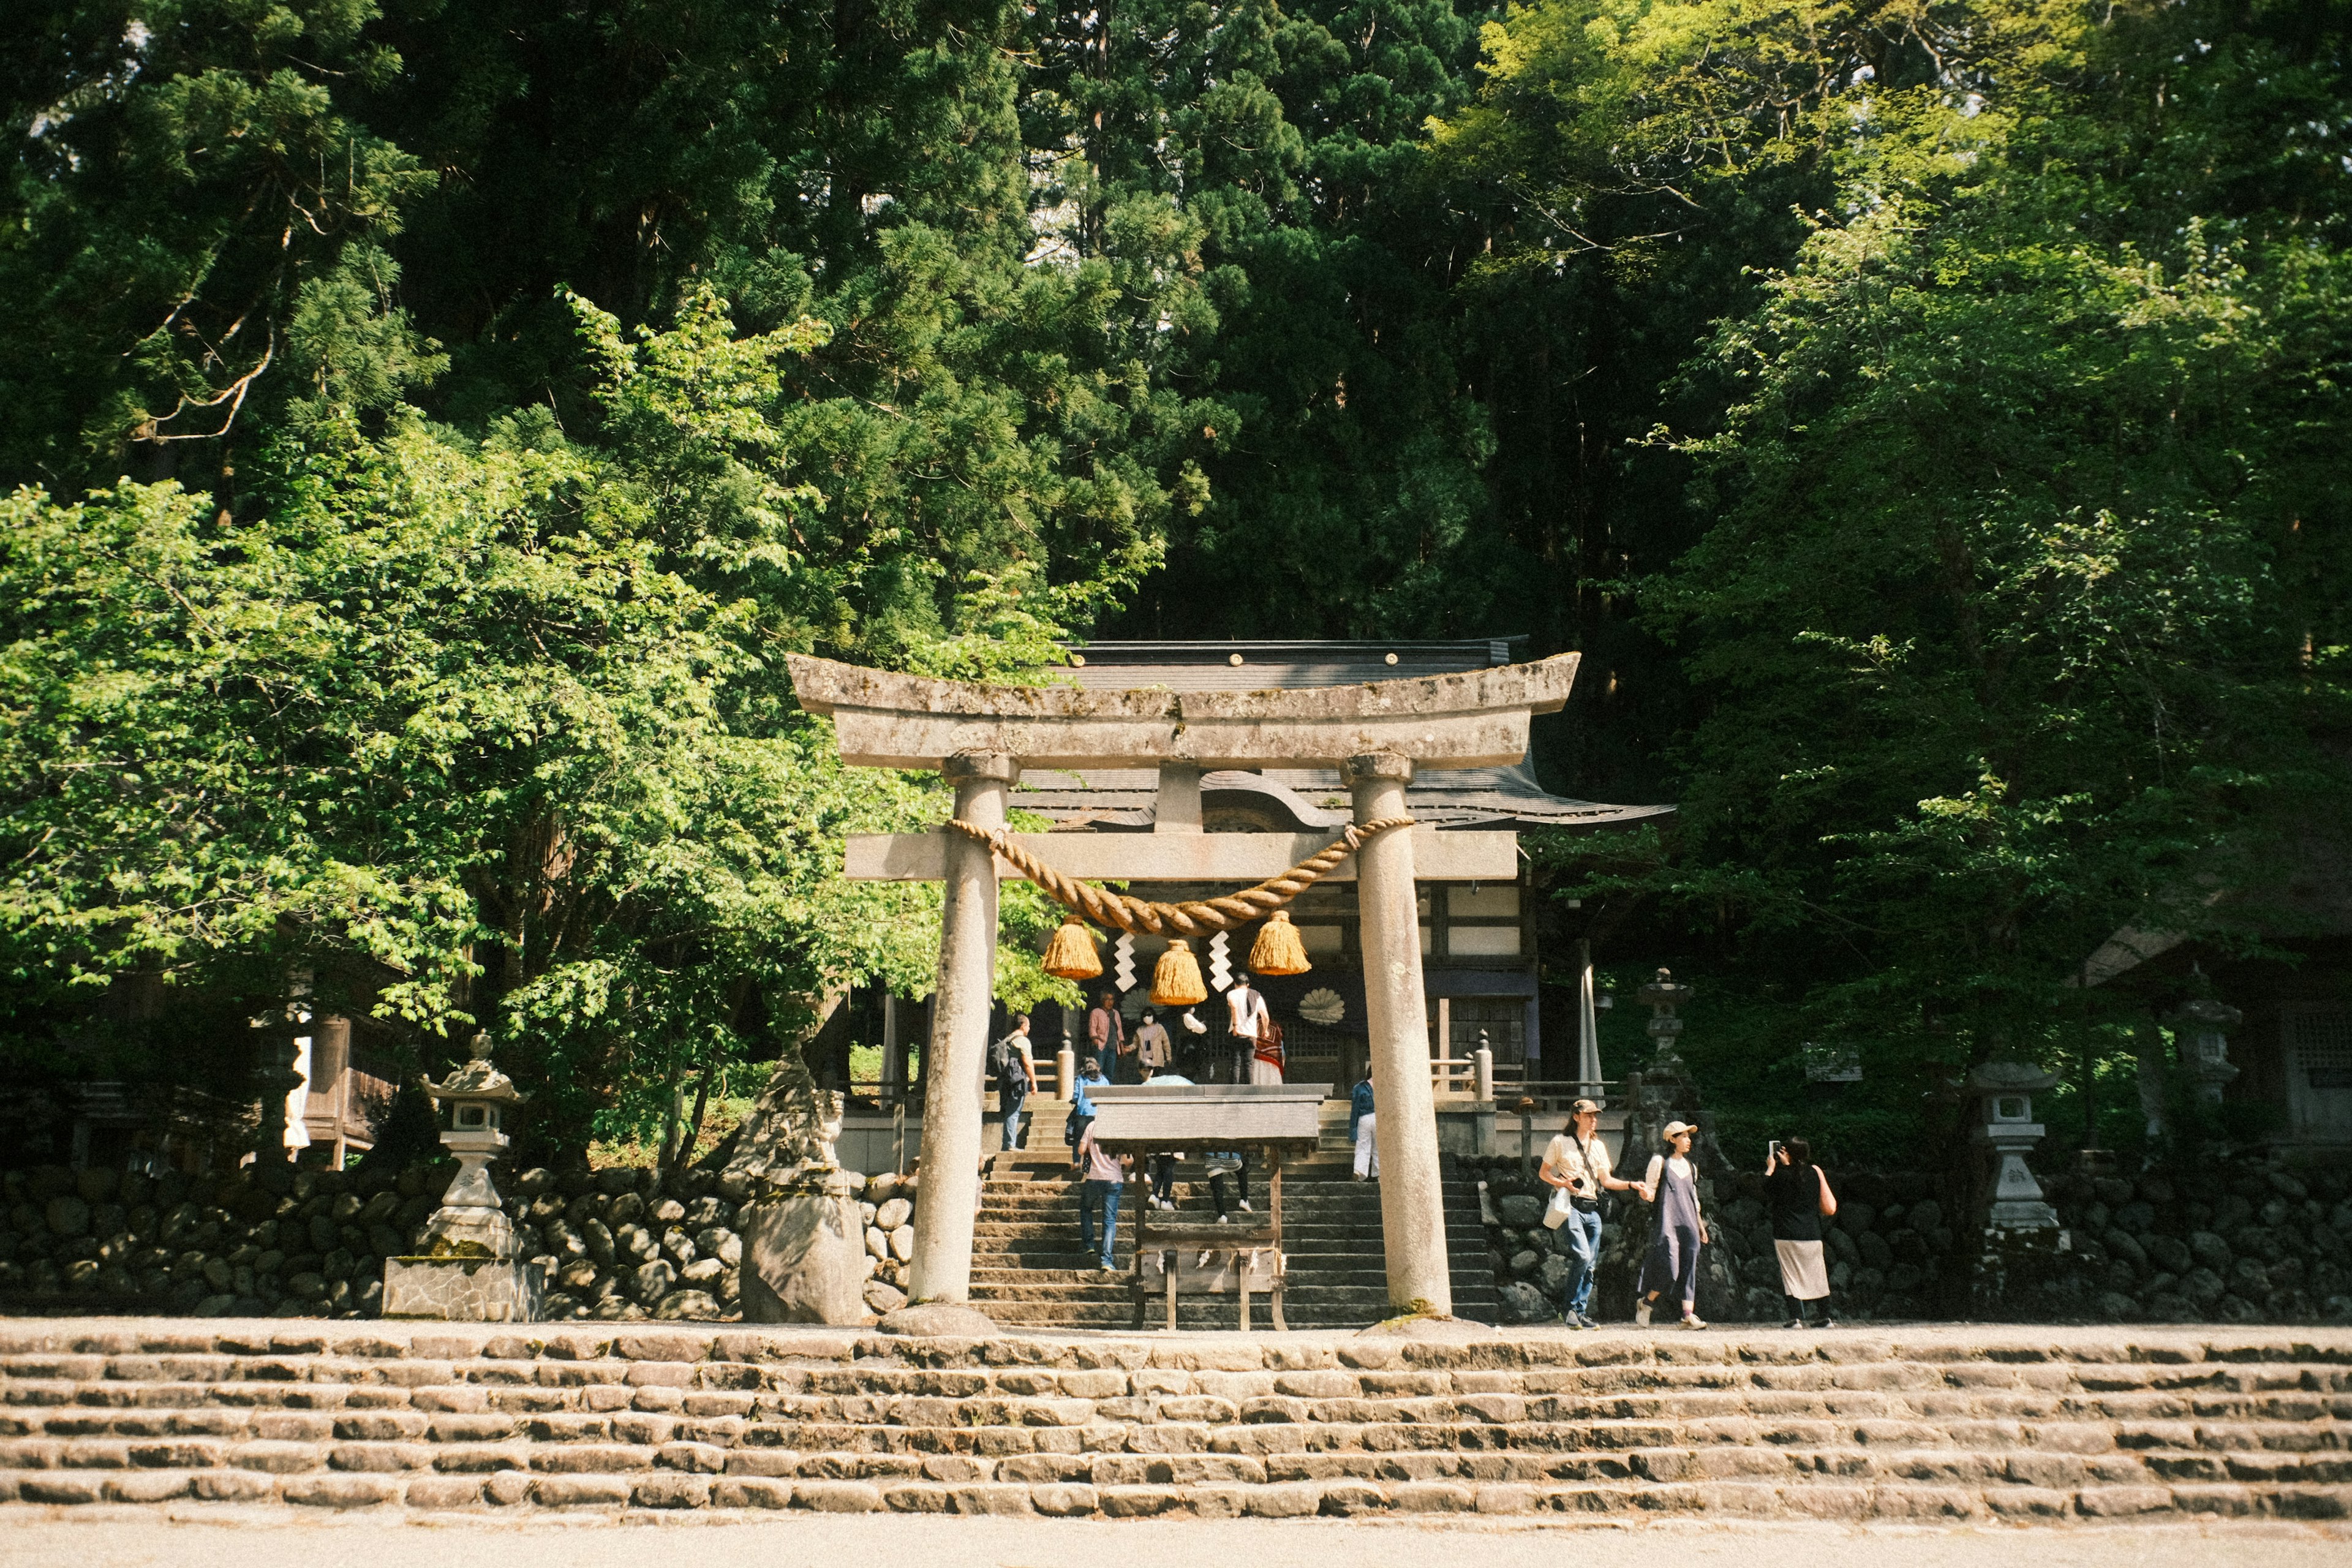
[1538, 1098, 1639, 1328]
[1765, 1136, 1839, 1327]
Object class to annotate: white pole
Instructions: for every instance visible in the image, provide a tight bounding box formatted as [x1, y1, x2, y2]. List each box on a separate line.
[1577, 938, 1603, 1097]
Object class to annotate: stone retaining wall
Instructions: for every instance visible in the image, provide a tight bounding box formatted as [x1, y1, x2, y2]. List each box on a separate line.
[2024, 1162, 2352, 1325]
[0, 1162, 917, 1323]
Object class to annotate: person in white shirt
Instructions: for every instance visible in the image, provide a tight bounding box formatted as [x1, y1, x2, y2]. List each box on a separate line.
[1537, 1097, 1640, 1329]
[1226, 979, 1270, 1084]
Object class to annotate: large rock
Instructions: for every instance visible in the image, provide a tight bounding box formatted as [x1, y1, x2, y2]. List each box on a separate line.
[863, 1280, 908, 1316]
[1496, 1194, 1545, 1228]
[45, 1197, 90, 1238]
[875, 1197, 913, 1231]
[739, 1185, 869, 1325]
[2188, 1229, 2232, 1271]
[1494, 1281, 1548, 1323]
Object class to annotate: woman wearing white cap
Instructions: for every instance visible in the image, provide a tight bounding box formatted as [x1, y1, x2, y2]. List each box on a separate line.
[1634, 1121, 1709, 1329]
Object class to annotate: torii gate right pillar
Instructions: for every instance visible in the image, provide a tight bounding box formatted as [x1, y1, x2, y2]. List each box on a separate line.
[1349, 752, 1452, 1316]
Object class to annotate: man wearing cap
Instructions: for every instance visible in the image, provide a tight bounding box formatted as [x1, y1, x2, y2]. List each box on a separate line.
[1539, 1098, 1638, 1329]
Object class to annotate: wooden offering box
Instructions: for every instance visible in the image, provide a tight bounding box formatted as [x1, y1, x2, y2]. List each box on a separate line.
[1084, 1084, 1329, 1330]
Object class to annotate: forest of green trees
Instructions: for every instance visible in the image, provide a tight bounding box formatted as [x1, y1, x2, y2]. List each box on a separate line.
[2, 0, 2345, 1155]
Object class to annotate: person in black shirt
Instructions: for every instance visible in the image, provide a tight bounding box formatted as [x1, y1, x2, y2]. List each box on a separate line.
[1764, 1136, 1839, 1327]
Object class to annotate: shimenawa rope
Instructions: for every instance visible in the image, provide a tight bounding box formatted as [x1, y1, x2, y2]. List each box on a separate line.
[944, 816, 1415, 937]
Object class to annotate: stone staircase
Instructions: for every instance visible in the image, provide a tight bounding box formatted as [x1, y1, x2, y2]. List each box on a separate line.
[969, 1095, 1498, 1330]
[1, 1321, 2347, 1521]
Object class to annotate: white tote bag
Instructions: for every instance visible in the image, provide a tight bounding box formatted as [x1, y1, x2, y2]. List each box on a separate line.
[1542, 1185, 1573, 1230]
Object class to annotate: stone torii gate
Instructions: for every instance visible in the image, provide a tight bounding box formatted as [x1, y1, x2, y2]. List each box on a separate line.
[786, 650, 1580, 1318]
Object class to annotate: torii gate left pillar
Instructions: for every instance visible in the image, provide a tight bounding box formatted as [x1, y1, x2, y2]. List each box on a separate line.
[907, 751, 1014, 1304]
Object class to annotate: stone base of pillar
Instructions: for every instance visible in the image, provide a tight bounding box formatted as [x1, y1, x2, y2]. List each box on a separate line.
[383, 1256, 545, 1321]
[739, 1177, 871, 1325]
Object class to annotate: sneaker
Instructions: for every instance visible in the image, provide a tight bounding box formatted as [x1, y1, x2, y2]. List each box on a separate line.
[1216, 1213, 1232, 1224]
[1784, 1319, 1804, 1330]
[1680, 1314, 1708, 1330]
[1633, 1300, 1652, 1327]
[1569, 1311, 1596, 1330]
[1097, 1259, 1117, 1272]
[1237, 1200, 1253, 1213]
[1814, 1317, 1838, 1329]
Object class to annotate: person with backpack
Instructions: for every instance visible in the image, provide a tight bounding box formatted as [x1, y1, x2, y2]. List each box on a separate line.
[990, 1014, 1033, 1152]
[1765, 1136, 1839, 1327]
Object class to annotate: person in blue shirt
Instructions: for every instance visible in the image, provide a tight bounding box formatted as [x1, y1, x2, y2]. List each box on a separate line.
[1350, 1069, 1378, 1182]
[1066, 1056, 1109, 1152]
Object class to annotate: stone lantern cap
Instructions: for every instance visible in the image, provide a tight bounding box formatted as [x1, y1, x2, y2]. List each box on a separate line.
[2163, 997, 2243, 1030]
[1964, 1061, 2059, 1095]
[426, 1055, 526, 1107]
[1638, 968, 1694, 1008]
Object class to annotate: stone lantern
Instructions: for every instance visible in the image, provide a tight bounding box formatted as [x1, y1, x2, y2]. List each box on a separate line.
[1967, 1061, 2059, 1231]
[2165, 993, 2242, 1106]
[1638, 968, 1693, 1071]
[382, 1038, 545, 1321]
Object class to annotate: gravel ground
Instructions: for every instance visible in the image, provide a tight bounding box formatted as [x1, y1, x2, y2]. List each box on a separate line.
[3, 1514, 2347, 1568]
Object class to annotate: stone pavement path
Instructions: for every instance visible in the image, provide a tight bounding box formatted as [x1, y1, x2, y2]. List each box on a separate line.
[2, 1516, 2349, 1568]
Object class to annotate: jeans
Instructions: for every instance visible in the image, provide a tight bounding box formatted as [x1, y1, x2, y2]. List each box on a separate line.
[1000, 1085, 1027, 1151]
[1208, 1154, 1251, 1217]
[1079, 1178, 1122, 1265]
[1558, 1204, 1603, 1319]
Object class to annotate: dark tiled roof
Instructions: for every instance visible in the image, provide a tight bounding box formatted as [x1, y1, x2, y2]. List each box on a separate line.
[1012, 764, 1670, 833]
[1026, 638, 1673, 831]
[1063, 638, 1520, 692]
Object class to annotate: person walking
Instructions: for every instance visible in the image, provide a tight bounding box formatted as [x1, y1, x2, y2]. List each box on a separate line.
[991, 1014, 1033, 1152]
[1135, 1011, 1172, 1075]
[1539, 1097, 1640, 1329]
[1227, 976, 1271, 1084]
[1765, 1136, 1839, 1327]
[1087, 992, 1129, 1082]
[1349, 1069, 1378, 1182]
[1073, 1119, 1130, 1271]
[1634, 1120, 1710, 1329]
[1140, 1060, 1193, 1208]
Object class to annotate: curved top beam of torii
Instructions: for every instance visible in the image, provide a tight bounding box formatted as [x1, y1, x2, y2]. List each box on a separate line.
[784, 651, 1579, 772]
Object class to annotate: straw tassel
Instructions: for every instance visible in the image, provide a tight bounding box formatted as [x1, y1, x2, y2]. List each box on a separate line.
[1041, 916, 1102, 981]
[1151, 938, 1208, 1006]
[1247, 910, 1312, 976]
